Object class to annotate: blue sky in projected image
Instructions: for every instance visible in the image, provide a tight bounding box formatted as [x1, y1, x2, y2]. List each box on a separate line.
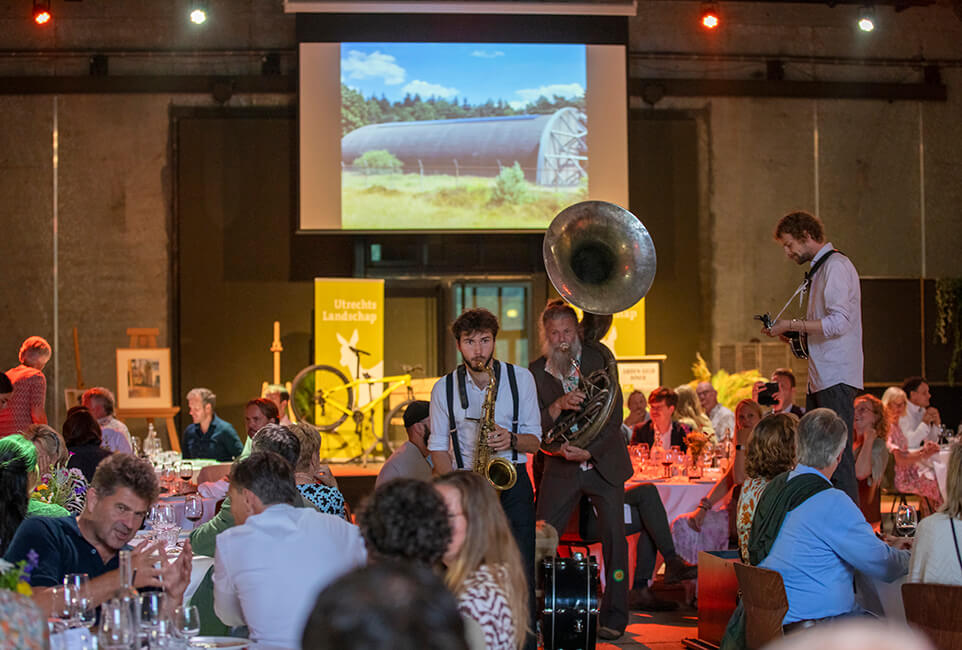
[340, 43, 586, 109]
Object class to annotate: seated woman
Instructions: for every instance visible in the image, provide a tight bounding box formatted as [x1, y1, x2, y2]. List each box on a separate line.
[289, 422, 350, 520]
[736, 413, 796, 562]
[22, 423, 87, 514]
[435, 471, 528, 650]
[909, 443, 962, 585]
[882, 387, 942, 508]
[62, 407, 112, 483]
[674, 384, 716, 444]
[671, 399, 763, 564]
[853, 394, 891, 526]
[0, 434, 68, 555]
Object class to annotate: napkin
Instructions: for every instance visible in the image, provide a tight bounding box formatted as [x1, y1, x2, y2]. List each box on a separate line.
[198, 477, 229, 499]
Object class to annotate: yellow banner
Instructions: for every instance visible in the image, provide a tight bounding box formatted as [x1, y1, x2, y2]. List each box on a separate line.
[571, 298, 646, 359]
[313, 278, 385, 460]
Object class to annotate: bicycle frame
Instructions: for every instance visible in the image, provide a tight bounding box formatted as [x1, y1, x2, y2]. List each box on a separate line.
[317, 373, 413, 419]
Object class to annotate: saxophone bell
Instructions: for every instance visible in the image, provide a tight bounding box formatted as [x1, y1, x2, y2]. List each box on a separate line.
[475, 364, 518, 492]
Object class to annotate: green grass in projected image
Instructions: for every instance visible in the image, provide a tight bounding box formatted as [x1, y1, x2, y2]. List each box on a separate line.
[341, 171, 587, 230]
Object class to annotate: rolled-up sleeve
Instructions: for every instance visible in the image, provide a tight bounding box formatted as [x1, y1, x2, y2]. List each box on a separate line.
[427, 377, 450, 453]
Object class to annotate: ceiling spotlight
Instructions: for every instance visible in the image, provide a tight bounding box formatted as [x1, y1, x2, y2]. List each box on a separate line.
[700, 3, 721, 30]
[858, 5, 876, 32]
[33, 0, 52, 25]
[189, 2, 208, 25]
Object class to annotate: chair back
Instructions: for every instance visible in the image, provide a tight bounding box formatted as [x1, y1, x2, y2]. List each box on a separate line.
[733, 563, 788, 649]
[902, 582, 962, 650]
[196, 462, 231, 485]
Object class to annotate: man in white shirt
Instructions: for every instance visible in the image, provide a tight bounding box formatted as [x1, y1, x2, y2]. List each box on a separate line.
[899, 377, 941, 448]
[81, 387, 133, 454]
[764, 211, 862, 504]
[696, 381, 734, 445]
[213, 451, 367, 649]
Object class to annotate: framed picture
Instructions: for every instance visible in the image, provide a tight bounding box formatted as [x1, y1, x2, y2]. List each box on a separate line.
[116, 348, 172, 409]
[617, 356, 664, 400]
[64, 388, 85, 410]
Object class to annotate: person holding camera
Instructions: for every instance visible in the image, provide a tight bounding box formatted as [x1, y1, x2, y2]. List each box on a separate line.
[754, 368, 805, 418]
[762, 211, 862, 505]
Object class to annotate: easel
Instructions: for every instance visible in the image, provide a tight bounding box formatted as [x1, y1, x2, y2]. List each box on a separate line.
[260, 321, 296, 423]
[114, 328, 182, 452]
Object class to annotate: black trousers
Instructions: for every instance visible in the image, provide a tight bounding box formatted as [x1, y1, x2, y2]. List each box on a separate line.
[500, 464, 536, 650]
[624, 483, 677, 588]
[536, 466, 629, 632]
[807, 383, 859, 505]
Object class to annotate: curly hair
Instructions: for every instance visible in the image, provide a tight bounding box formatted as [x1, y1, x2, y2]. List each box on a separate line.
[90, 453, 160, 504]
[357, 479, 451, 567]
[450, 308, 499, 341]
[251, 423, 300, 467]
[774, 211, 824, 243]
[854, 394, 889, 441]
[62, 407, 103, 447]
[745, 413, 797, 480]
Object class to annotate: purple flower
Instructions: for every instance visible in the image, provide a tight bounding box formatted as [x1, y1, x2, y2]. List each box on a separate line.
[25, 550, 38, 573]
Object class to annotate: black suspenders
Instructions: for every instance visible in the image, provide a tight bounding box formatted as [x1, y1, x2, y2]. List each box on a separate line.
[445, 361, 520, 469]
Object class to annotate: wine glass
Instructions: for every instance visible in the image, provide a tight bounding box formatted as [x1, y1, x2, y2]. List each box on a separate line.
[895, 503, 918, 537]
[173, 605, 201, 641]
[179, 461, 194, 482]
[48, 586, 75, 627]
[184, 495, 204, 525]
[99, 598, 136, 650]
[140, 592, 166, 634]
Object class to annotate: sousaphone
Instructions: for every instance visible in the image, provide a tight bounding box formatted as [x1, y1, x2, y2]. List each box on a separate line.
[540, 200, 657, 453]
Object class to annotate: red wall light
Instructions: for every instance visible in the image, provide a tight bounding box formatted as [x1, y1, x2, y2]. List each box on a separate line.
[700, 3, 720, 30]
[33, 0, 52, 25]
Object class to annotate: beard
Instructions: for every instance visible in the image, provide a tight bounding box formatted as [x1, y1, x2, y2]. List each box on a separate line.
[791, 250, 814, 265]
[462, 351, 493, 373]
[543, 337, 582, 375]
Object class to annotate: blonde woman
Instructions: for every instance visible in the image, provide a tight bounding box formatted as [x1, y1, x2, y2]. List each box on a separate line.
[674, 384, 716, 443]
[435, 472, 528, 650]
[908, 442, 962, 585]
[853, 394, 890, 526]
[22, 423, 86, 515]
[288, 422, 349, 520]
[882, 387, 941, 507]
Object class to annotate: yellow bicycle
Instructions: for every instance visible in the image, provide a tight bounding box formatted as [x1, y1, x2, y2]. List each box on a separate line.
[290, 361, 423, 463]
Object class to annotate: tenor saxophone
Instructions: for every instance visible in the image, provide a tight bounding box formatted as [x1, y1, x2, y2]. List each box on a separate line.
[474, 364, 518, 491]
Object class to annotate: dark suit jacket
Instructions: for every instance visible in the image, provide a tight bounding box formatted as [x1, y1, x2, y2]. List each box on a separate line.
[629, 420, 690, 452]
[529, 343, 632, 487]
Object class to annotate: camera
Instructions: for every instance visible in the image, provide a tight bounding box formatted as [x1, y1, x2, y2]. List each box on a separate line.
[757, 381, 780, 407]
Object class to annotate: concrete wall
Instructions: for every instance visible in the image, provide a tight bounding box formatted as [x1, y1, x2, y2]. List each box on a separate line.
[0, 0, 960, 428]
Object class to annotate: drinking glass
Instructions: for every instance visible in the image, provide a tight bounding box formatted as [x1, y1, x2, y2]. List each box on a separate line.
[48, 586, 74, 627]
[152, 503, 177, 532]
[173, 605, 201, 641]
[140, 592, 166, 633]
[895, 503, 918, 537]
[179, 461, 194, 482]
[184, 495, 204, 524]
[99, 598, 136, 650]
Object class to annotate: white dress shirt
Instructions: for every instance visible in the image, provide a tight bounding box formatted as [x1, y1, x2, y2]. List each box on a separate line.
[428, 362, 542, 469]
[213, 503, 367, 649]
[806, 242, 864, 392]
[899, 401, 937, 449]
[98, 416, 133, 454]
[708, 404, 734, 445]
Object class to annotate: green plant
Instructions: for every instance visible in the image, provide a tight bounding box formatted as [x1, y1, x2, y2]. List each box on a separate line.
[489, 162, 529, 205]
[352, 150, 403, 175]
[935, 278, 962, 385]
[689, 353, 766, 410]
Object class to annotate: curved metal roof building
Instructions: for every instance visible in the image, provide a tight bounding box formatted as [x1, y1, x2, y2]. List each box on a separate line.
[341, 107, 587, 187]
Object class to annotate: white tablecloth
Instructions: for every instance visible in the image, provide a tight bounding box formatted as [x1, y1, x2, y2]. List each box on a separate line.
[156, 495, 219, 531]
[628, 477, 717, 523]
[929, 448, 952, 501]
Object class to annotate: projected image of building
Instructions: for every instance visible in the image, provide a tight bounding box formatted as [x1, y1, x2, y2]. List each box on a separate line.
[341, 107, 587, 188]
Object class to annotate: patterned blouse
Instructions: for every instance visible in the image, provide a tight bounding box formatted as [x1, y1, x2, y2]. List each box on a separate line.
[0, 590, 45, 650]
[458, 564, 516, 650]
[297, 483, 349, 520]
[0, 365, 46, 438]
[736, 476, 769, 563]
[886, 421, 943, 506]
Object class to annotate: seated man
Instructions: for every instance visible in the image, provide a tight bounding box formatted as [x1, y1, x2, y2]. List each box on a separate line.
[240, 398, 279, 456]
[4, 453, 191, 613]
[630, 387, 689, 451]
[181, 387, 243, 461]
[375, 401, 433, 487]
[81, 387, 133, 454]
[758, 409, 910, 630]
[213, 451, 367, 649]
[696, 382, 734, 446]
[622, 484, 697, 610]
[622, 390, 649, 441]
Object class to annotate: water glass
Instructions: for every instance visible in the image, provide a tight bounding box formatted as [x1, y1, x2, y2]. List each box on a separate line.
[173, 605, 200, 641]
[140, 592, 166, 633]
[99, 598, 136, 650]
[895, 503, 918, 537]
[48, 586, 74, 626]
[152, 503, 177, 532]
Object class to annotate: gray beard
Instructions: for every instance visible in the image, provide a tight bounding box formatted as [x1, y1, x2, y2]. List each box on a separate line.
[544, 338, 582, 377]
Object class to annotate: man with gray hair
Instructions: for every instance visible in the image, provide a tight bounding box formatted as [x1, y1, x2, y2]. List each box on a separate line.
[82, 387, 133, 454]
[181, 387, 242, 461]
[756, 409, 909, 632]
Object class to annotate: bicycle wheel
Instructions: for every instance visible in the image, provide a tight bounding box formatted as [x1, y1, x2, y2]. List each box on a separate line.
[291, 364, 353, 431]
[377, 399, 417, 459]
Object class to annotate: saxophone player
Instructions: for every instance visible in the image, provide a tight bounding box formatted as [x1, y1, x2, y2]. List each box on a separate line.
[428, 308, 542, 647]
[530, 299, 632, 642]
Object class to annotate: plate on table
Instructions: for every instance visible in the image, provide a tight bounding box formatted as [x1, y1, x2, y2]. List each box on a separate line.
[188, 637, 249, 648]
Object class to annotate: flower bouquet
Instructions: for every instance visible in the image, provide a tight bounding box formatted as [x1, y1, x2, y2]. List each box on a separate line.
[32, 465, 87, 514]
[0, 550, 38, 597]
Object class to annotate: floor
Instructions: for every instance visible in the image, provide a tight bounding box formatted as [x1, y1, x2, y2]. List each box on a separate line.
[602, 606, 699, 650]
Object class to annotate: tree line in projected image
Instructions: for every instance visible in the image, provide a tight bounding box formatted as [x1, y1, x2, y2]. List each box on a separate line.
[341, 83, 586, 135]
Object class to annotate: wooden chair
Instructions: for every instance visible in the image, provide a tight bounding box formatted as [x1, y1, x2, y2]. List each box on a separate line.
[902, 582, 962, 650]
[733, 563, 788, 649]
